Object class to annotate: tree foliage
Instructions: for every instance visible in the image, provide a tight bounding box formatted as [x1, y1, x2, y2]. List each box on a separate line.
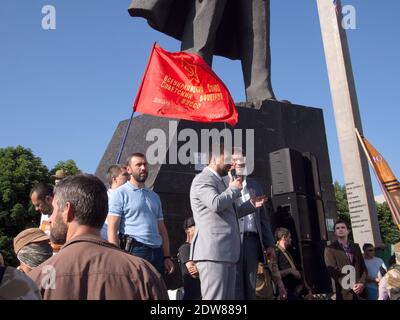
[0, 147, 81, 266]
[334, 181, 400, 246]
[0, 146, 50, 265]
[50, 159, 81, 177]
[333, 181, 351, 228]
[376, 202, 400, 245]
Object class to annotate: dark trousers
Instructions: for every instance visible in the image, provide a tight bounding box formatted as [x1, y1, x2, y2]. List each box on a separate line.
[235, 234, 261, 300]
[130, 245, 164, 274]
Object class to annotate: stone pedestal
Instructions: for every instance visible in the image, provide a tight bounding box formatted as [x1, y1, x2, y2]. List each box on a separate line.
[96, 100, 337, 291]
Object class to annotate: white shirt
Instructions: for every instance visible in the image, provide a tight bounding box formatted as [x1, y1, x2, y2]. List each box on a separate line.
[236, 180, 257, 233]
[39, 214, 60, 254]
[39, 214, 51, 236]
[100, 189, 115, 240]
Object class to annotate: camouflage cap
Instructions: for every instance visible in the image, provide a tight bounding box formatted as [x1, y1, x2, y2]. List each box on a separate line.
[52, 169, 68, 179]
[13, 228, 49, 255]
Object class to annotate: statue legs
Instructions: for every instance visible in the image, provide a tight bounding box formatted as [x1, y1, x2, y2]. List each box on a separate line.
[181, 0, 227, 66]
[238, 0, 275, 101]
[181, 0, 275, 102]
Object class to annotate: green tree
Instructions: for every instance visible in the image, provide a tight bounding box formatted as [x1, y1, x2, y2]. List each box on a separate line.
[376, 201, 400, 245]
[334, 181, 400, 246]
[333, 181, 351, 228]
[50, 159, 81, 177]
[0, 146, 50, 266]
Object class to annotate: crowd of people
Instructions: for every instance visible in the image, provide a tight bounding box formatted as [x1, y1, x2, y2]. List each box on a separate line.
[1, 145, 399, 300]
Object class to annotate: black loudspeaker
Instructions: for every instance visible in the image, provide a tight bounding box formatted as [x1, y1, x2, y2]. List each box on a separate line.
[270, 200, 332, 293]
[302, 152, 322, 198]
[271, 193, 312, 241]
[269, 148, 306, 195]
[271, 194, 328, 242]
[300, 241, 333, 294]
[302, 197, 328, 242]
[315, 199, 328, 241]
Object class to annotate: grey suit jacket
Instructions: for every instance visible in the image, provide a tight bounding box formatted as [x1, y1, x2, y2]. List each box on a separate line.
[190, 167, 255, 263]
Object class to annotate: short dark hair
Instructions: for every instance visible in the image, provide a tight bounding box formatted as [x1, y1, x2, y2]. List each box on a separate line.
[30, 183, 54, 201]
[208, 142, 229, 162]
[363, 243, 374, 251]
[183, 217, 195, 230]
[334, 219, 348, 230]
[54, 174, 108, 228]
[106, 165, 124, 187]
[275, 227, 290, 241]
[126, 153, 146, 166]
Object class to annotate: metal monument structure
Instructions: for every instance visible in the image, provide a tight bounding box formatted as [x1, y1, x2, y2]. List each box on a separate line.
[317, 0, 382, 247]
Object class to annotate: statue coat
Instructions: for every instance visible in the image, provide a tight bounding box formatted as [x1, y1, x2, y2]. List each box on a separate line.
[128, 0, 241, 60]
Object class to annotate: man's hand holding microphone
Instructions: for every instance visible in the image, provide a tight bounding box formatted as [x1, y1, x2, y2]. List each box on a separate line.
[228, 168, 243, 190]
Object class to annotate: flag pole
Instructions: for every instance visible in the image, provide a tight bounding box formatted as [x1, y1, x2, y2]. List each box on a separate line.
[115, 111, 135, 164]
[355, 128, 400, 228]
[223, 122, 232, 156]
[115, 44, 156, 165]
[355, 128, 375, 168]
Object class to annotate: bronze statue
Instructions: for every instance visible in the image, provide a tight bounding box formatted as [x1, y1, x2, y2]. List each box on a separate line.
[129, 0, 275, 102]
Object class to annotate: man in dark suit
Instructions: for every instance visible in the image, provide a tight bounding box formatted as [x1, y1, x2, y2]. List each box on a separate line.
[324, 220, 367, 300]
[129, 0, 275, 102]
[229, 149, 276, 300]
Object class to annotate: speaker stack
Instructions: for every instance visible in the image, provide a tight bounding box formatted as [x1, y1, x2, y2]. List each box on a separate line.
[269, 148, 331, 293]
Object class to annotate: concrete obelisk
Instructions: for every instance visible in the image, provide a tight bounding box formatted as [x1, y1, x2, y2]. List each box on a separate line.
[316, 0, 382, 247]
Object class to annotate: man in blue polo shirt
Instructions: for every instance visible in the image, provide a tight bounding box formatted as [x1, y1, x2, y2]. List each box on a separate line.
[107, 153, 174, 275]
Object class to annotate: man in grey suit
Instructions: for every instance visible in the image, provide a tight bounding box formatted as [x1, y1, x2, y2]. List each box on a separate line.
[230, 150, 276, 300]
[189, 144, 267, 300]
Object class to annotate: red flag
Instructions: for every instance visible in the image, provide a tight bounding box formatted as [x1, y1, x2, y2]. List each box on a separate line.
[356, 129, 400, 229]
[133, 44, 238, 127]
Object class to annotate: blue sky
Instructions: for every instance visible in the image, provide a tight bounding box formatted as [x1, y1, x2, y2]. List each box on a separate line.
[0, 0, 399, 195]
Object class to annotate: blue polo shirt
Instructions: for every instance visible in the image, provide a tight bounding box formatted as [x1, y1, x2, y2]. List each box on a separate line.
[108, 181, 163, 248]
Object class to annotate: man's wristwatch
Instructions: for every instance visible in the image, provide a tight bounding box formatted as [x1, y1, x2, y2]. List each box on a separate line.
[163, 256, 171, 260]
